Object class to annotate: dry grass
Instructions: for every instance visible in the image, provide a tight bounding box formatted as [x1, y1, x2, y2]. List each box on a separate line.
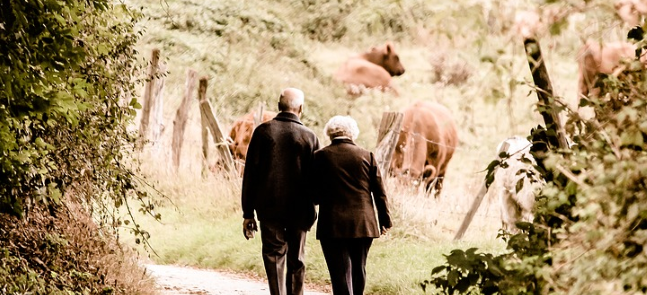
[0, 199, 157, 295]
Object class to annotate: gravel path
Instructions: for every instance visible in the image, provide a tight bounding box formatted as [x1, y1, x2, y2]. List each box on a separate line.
[146, 264, 330, 295]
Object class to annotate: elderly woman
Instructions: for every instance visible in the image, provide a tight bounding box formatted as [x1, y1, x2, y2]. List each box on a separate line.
[312, 115, 392, 295]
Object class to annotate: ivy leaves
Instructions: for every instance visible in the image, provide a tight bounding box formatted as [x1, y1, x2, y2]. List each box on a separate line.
[0, 0, 150, 227]
[422, 248, 506, 295]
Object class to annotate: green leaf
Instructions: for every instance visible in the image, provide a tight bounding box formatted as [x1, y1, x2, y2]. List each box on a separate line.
[432, 265, 446, 274]
[35, 137, 47, 149]
[447, 270, 459, 287]
[515, 178, 524, 193]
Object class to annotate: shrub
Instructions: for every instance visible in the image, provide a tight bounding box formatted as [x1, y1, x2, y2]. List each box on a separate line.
[422, 4, 647, 293]
[0, 200, 156, 295]
[429, 52, 473, 86]
[1, 1, 158, 293]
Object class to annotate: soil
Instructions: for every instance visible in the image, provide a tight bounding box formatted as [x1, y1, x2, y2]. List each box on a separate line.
[146, 264, 331, 295]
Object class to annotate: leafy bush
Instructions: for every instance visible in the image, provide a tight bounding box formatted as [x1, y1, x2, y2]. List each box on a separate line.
[422, 29, 647, 295]
[1, 0, 158, 293]
[0, 0, 155, 221]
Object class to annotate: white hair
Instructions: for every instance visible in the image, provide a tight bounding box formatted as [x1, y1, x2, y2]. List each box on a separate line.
[324, 115, 360, 141]
[279, 87, 304, 111]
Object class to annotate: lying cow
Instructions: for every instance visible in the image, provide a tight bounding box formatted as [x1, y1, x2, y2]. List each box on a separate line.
[228, 110, 277, 171]
[389, 101, 458, 197]
[493, 136, 543, 233]
[334, 42, 405, 97]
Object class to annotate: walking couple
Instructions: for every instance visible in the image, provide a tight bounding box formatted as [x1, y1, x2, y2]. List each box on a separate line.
[241, 87, 392, 295]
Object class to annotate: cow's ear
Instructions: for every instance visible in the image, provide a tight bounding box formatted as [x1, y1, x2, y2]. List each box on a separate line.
[385, 42, 393, 54]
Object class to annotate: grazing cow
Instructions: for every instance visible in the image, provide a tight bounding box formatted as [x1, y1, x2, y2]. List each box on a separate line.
[334, 42, 405, 97]
[228, 110, 277, 163]
[493, 136, 542, 233]
[389, 101, 458, 197]
[616, 0, 647, 27]
[577, 39, 645, 98]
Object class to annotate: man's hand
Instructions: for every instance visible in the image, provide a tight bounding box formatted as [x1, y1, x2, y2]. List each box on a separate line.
[381, 226, 390, 236]
[243, 218, 258, 240]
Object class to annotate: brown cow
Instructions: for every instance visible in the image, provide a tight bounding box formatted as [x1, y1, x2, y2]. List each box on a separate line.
[577, 40, 644, 99]
[334, 42, 405, 97]
[389, 101, 458, 197]
[228, 110, 277, 164]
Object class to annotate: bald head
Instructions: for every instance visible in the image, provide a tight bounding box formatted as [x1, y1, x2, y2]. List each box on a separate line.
[278, 87, 304, 115]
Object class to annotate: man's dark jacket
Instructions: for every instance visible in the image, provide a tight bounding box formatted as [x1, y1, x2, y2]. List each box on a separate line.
[312, 138, 392, 239]
[241, 112, 321, 230]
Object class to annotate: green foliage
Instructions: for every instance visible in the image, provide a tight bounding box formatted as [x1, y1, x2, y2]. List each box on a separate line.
[0, 0, 158, 291]
[424, 12, 647, 295]
[0, 0, 156, 219]
[422, 248, 506, 294]
[541, 66, 647, 293]
[297, 0, 441, 42]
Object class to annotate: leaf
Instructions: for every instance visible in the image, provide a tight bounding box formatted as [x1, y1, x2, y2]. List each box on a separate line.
[48, 186, 62, 205]
[432, 265, 446, 274]
[456, 277, 471, 293]
[515, 178, 524, 193]
[447, 270, 459, 287]
[130, 98, 142, 109]
[484, 160, 501, 188]
[35, 137, 47, 149]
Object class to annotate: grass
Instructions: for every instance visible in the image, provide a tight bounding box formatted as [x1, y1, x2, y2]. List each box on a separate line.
[120, 0, 631, 293]
[124, 165, 507, 294]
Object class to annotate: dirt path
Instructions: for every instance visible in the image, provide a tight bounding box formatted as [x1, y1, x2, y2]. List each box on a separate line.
[146, 264, 331, 295]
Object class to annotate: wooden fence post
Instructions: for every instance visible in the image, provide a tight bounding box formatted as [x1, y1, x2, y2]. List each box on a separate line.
[150, 62, 166, 150]
[453, 183, 489, 240]
[524, 38, 569, 150]
[172, 69, 197, 171]
[138, 48, 161, 150]
[197, 77, 210, 167]
[197, 77, 235, 173]
[374, 112, 404, 177]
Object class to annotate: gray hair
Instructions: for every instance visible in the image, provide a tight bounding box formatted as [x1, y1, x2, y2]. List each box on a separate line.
[278, 87, 304, 112]
[324, 115, 360, 140]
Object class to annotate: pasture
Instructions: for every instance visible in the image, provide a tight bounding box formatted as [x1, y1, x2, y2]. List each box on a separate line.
[121, 0, 631, 293]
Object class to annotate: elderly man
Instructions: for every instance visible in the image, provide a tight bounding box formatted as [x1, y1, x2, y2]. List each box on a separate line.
[241, 87, 321, 295]
[312, 115, 392, 295]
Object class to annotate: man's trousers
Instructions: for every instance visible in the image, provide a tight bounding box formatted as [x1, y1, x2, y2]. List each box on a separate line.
[260, 222, 308, 295]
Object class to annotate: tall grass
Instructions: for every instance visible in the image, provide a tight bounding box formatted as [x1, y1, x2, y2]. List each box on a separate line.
[122, 0, 630, 293]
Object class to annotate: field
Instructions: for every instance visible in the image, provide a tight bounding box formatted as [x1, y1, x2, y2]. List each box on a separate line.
[120, 0, 631, 293]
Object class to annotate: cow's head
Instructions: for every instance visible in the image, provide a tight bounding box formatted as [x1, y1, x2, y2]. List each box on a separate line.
[228, 111, 277, 161]
[390, 140, 424, 186]
[365, 42, 405, 77]
[228, 119, 254, 161]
